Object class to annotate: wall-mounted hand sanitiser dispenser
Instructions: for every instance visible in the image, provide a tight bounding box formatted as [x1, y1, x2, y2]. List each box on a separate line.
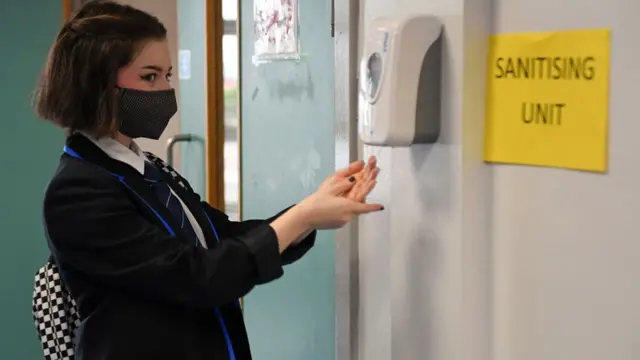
[358, 14, 443, 146]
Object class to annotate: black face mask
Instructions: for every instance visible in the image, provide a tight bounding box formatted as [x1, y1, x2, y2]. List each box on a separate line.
[117, 88, 178, 139]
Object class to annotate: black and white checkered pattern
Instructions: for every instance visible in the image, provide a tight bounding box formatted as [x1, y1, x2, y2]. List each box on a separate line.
[144, 152, 192, 192]
[32, 152, 188, 360]
[32, 261, 81, 360]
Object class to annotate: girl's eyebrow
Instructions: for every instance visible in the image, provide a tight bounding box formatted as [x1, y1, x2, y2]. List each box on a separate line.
[141, 65, 173, 72]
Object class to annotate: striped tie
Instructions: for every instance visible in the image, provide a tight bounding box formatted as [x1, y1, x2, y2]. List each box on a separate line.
[144, 162, 199, 246]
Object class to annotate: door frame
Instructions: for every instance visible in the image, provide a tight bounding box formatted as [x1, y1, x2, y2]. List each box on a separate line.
[62, 0, 70, 21]
[205, 0, 241, 215]
[333, 0, 361, 359]
[204, 0, 226, 210]
[206, 0, 243, 307]
[62, 0, 82, 21]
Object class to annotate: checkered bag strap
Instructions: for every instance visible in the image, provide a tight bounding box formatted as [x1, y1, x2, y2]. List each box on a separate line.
[32, 261, 80, 360]
[144, 152, 193, 192]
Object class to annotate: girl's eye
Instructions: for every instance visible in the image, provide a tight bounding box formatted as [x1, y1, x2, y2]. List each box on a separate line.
[165, 73, 173, 82]
[140, 73, 157, 82]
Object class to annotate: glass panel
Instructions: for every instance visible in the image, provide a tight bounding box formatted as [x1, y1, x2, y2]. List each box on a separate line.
[223, 34, 239, 221]
[240, 0, 336, 356]
[222, 0, 237, 20]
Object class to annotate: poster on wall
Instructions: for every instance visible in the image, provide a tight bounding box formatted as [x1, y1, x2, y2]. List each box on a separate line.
[484, 28, 611, 173]
[252, 0, 300, 65]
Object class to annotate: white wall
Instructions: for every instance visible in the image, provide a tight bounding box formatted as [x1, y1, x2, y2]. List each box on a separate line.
[117, 0, 181, 166]
[357, 0, 492, 360]
[357, 0, 640, 359]
[491, 1, 640, 360]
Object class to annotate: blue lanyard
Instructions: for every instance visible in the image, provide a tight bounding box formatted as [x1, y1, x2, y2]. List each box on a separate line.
[63, 146, 237, 360]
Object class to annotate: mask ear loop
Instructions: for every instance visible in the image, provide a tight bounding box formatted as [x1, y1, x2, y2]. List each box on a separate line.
[113, 87, 127, 140]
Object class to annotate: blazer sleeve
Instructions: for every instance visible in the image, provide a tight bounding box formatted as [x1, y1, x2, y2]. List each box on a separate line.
[43, 169, 284, 309]
[202, 204, 316, 266]
[145, 152, 315, 264]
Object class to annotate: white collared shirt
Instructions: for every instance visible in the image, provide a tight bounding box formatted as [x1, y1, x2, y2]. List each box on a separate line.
[80, 133, 208, 248]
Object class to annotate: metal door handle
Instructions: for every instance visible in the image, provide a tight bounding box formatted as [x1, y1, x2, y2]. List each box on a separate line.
[166, 133, 202, 167]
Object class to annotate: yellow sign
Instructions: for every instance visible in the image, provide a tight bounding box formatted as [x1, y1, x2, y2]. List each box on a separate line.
[484, 29, 611, 172]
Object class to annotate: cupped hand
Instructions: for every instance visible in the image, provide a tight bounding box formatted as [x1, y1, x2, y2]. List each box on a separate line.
[301, 177, 383, 230]
[317, 156, 380, 203]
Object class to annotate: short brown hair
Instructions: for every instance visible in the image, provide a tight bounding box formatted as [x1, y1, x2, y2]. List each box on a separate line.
[34, 0, 167, 137]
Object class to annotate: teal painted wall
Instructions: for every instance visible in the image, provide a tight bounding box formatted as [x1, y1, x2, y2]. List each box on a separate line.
[0, 1, 65, 359]
[240, 0, 336, 359]
[177, 0, 207, 194]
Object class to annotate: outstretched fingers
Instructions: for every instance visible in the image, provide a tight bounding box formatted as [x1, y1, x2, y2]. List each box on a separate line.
[350, 201, 384, 214]
[349, 167, 380, 202]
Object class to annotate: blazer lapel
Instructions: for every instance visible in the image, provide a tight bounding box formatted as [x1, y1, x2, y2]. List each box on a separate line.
[65, 135, 193, 246]
[163, 175, 220, 247]
[145, 152, 220, 248]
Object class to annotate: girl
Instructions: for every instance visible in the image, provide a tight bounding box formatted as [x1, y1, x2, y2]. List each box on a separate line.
[34, 1, 382, 360]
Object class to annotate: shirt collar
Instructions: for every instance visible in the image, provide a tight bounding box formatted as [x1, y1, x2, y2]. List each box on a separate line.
[78, 131, 147, 174]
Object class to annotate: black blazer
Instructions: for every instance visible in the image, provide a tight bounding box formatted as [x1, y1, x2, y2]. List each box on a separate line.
[43, 134, 316, 360]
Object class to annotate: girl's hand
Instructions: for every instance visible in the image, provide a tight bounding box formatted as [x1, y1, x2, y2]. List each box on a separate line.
[271, 158, 382, 252]
[317, 160, 364, 193]
[346, 156, 379, 203]
[318, 156, 380, 203]
[300, 177, 383, 230]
